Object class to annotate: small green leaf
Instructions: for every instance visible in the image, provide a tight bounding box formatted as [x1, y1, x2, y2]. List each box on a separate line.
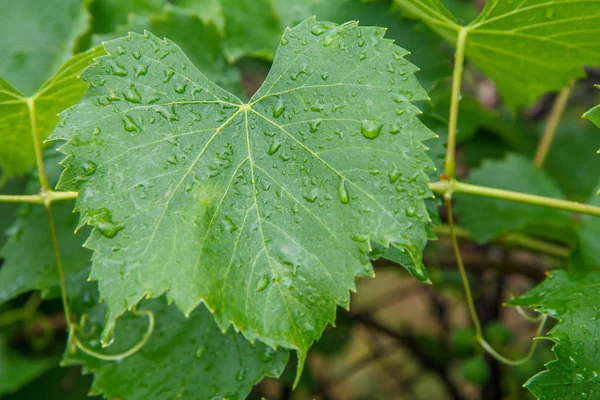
[50, 19, 436, 366]
[394, 0, 600, 108]
[0, 336, 55, 396]
[65, 297, 288, 400]
[0, 47, 104, 178]
[0, 0, 91, 95]
[455, 153, 574, 243]
[510, 270, 600, 399]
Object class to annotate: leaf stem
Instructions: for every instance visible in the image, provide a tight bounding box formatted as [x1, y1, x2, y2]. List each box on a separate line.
[0, 191, 78, 204]
[432, 224, 569, 258]
[26, 98, 50, 190]
[445, 27, 468, 179]
[430, 179, 600, 217]
[45, 204, 72, 325]
[445, 195, 547, 366]
[533, 82, 573, 167]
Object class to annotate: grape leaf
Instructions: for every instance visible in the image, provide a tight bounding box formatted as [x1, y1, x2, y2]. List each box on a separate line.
[64, 296, 288, 400]
[276, 0, 452, 91]
[0, 150, 92, 304]
[93, 6, 244, 98]
[454, 153, 574, 244]
[0, 46, 104, 178]
[0, 336, 55, 396]
[172, 0, 282, 63]
[0, 0, 91, 95]
[393, 0, 600, 108]
[509, 270, 600, 399]
[50, 18, 436, 367]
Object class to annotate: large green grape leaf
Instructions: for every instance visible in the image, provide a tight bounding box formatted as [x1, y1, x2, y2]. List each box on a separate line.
[0, 150, 92, 303]
[454, 153, 574, 244]
[50, 19, 436, 365]
[393, 0, 600, 108]
[509, 270, 600, 399]
[93, 6, 243, 97]
[0, 46, 104, 178]
[0, 0, 91, 95]
[65, 295, 288, 400]
[0, 336, 55, 396]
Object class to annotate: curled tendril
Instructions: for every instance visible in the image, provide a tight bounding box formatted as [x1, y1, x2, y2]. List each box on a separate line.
[444, 194, 547, 367]
[67, 308, 155, 362]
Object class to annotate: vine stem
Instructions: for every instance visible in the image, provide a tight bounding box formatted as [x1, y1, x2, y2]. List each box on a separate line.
[533, 82, 573, 167]
[432, 224, 569, 258]
[27, 98, 50, 190]
[430, 179, 600, 217]
[444, 195, 547, 366]
[0, 191, 78, 204]
[444, 27, 468, 178]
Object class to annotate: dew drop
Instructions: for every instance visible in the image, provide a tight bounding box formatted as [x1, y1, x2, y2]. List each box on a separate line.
[122, 115, 140, 132]
[310, 23, 327, 35]
[361, 120, 383, 139]
[338, 179, 349, 204]
[322, 35, 334, 47]
[268, 140, 281, 155]
[256, 275, 270, 292]
[260, 347, 276, 362]
[405, 206, 416, 217]
[82, 161, 97, 175]
[273, 98, 285, 118]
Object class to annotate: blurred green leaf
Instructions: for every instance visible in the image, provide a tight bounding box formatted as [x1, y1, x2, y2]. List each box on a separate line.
[393, 0, 600, 108]
[0, 47, 104, 178]
[0, 0, 91, 95]
[455, 153, 574, 244]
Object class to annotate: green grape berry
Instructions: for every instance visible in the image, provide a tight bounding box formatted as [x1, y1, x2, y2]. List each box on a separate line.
[462, 357, 491, 385]
[451, 327, 476, 357]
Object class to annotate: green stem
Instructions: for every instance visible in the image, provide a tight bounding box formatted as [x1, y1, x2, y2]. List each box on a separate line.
[445, 196, 547, 366]
[432, 224, 569, 258]
[45, 204, 72, 325]
[0, 191, 78, 204]
[533, 83, 573, 167]
[26, 98, 50, 190]
[444, 196, 482, 336]
[430, 180, 600, 217]
[444, 27, 468, 178]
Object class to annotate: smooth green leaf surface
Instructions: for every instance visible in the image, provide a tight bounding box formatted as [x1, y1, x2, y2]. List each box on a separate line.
[51, 19, 436, 363]
[0, 151, 91, 304]
[510, 270, 600, 399]
[65, 297, 288, 400]
[455, 153, 573, 243]
[0, 47, 104, 178]
[0, 336, 55, 396]
[0, 0, 91, 95]
[584, 87, 600, 132]
[394, 0, 600, 107]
